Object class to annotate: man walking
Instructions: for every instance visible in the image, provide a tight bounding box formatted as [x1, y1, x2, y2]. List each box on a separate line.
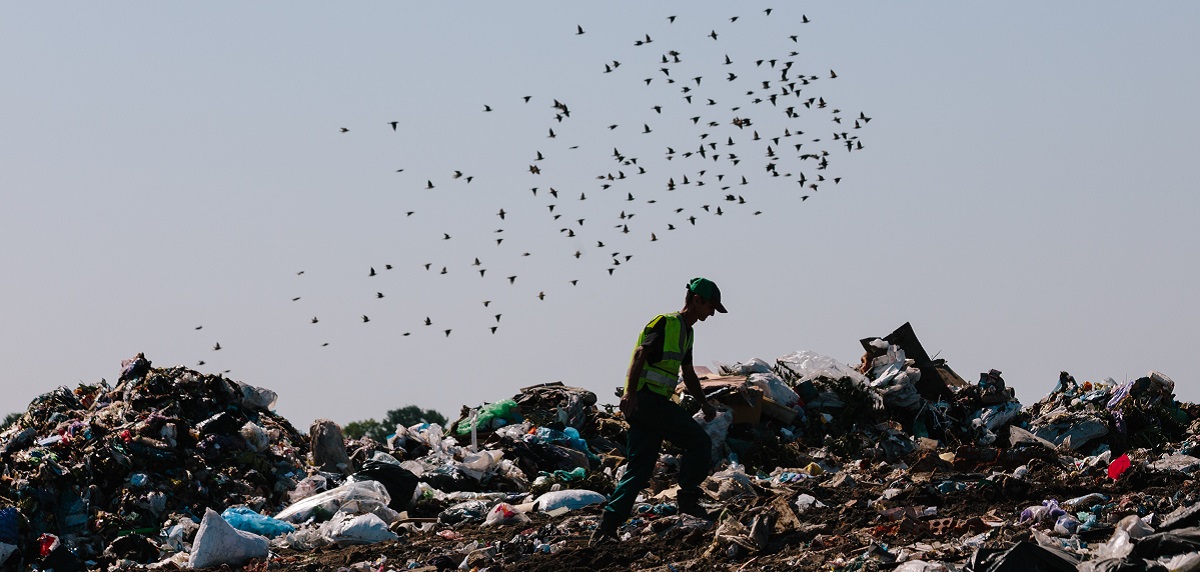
[592, 277, 728, 545]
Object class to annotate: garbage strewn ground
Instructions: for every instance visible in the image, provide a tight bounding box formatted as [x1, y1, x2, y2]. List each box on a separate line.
[3, 326, 1200, 571]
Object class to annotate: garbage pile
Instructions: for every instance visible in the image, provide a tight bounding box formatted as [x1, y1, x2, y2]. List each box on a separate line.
[0, 353, 310, 570]
[2, 331, 1200, 571]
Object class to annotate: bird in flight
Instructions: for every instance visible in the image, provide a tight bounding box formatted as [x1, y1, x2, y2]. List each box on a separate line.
[213, 342, 221, 351]
[576, 24, 585, 35]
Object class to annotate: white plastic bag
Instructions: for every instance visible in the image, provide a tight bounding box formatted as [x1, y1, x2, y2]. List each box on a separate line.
[234, 380, 278, 411]
[695, 408, 733, 463]
[319, 512, 397, 546]
[532, 489, 606, 512]
[1159, 551, 1200, 572]
[717, 358, 772, 376]
[747, 372, 800, 408]
[240, 422, 269, 453]
[774, 350, 868, 385]
[483, 502, 531, 526]
[458, 449, 503, 481]
[188, 508, 269, 569]
[275, 480, 392, 524]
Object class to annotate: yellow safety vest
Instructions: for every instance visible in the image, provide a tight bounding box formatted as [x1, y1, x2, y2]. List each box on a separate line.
[633, 313, 693, 396]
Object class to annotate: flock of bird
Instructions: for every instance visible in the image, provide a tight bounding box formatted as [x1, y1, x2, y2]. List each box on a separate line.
[197, 6, 872, 361]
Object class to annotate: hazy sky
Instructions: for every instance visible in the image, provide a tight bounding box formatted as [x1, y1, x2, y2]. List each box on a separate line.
[3, 3, 1197, 430]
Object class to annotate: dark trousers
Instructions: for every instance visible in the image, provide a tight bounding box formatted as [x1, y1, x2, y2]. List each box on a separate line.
[603, 389, 712, 522]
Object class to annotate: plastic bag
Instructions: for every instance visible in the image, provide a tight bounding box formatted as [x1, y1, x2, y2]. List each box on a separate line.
[319, 512, 397, 546]
[747, 372, 801, 408]
[716, 358, 772, 376]
[240, 422, 269, 453]
[439, 500, 491, 526]
[1109, 454, 1132, 480]
[458, 449, 503, 481]
[234, 380, 278, 411]
[456, 400, 521, 436]
[532, 489, 606, 512]
[484, 502, 530, 526]
[695, 408, 733, 463]
[221, 506, 295, 538]
[774, 350, 869, 385]
[288, 474, 329, 503]
[188, 508, 269, 569]
[275, 480, 393, 524]
[795, 493, 826, 513]
[350, 460, 419, 511]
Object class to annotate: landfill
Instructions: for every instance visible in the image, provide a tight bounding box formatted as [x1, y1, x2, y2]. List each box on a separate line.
[2, 325, 1200, 571]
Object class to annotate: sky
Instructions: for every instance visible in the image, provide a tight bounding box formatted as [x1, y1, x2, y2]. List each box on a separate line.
[3, 3, 1197, 431]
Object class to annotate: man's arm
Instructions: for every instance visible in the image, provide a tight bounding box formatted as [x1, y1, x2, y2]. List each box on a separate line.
[620, 346, 647, 418]
[680, 363, 716, 421]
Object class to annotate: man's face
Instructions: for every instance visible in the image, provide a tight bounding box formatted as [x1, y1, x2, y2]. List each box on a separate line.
[696, 296, 718, 321]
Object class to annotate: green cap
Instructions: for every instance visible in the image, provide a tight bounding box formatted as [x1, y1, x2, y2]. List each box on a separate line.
[687, 277, 727, 313]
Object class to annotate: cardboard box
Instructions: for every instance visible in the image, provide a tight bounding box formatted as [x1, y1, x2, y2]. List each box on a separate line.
[761, 397, 798, 424]
[680, 376, 763, 424]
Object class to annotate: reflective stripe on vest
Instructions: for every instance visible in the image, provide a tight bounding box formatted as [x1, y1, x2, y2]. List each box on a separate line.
[634, 313, 693, 396]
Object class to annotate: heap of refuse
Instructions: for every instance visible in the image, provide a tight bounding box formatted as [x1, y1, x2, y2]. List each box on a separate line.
[2, 327, 1200, 571]
[0, 353, 310, 570]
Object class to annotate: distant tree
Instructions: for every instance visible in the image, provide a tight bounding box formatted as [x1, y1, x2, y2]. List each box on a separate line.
[343, 419, 381, 440]
[344, 405, 447, 442]
[1, 412, 21, 430]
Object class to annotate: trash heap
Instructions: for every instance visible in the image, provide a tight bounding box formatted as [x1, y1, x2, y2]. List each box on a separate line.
[2, 331, 1200, 571]
[0, 353, 310, 570]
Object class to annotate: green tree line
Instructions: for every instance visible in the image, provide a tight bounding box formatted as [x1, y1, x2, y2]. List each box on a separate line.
[344, 405, 447, 442]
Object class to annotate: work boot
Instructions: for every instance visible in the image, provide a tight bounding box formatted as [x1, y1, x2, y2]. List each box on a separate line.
[589, 510, 620, 546]
[677, 490, 713, 520]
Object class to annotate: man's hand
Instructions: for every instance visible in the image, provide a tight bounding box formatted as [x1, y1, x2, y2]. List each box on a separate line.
[620, 391, 638, 419]
[700, 399, 716, 421]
